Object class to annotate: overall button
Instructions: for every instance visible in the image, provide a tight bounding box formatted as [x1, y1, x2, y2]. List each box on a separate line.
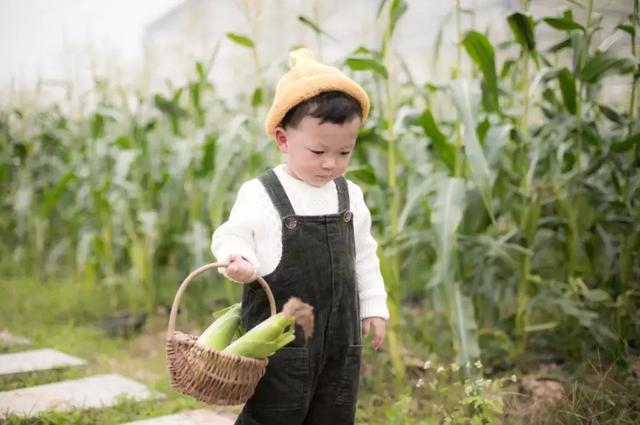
[343, 211, 353, 222]
[285, 216, 297, 229]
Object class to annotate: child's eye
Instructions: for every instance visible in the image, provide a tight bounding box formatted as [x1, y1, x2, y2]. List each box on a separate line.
[310, 150, 324, 155]
[341, 152, 351, 156]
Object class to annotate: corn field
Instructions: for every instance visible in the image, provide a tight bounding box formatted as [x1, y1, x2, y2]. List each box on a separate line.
[1, 0, 639, 422]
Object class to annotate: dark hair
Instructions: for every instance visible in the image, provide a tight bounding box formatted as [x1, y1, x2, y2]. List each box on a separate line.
[279, 91, 363, 129]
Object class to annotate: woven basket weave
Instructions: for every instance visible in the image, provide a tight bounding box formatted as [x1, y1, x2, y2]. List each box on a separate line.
[165, 262, 277, 405]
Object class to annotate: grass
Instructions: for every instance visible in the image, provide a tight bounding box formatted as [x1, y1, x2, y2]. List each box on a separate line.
[0, 275, 242, 424]
[2, 275, 639, 424]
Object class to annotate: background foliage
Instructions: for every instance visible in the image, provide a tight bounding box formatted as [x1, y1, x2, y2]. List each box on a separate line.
[1, 0, 639, 422]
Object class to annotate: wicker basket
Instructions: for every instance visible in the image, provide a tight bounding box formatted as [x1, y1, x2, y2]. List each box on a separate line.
[166, 262, 277, 406]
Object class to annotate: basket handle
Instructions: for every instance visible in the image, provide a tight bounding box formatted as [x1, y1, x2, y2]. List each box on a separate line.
[166, 262, 277, 339]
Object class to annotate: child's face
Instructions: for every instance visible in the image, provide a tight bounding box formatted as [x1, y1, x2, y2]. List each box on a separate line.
[274, 115, 361, 187]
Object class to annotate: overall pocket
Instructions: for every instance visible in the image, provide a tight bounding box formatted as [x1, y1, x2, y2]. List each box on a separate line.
[249, 346, 309, 410]
[335, 344, 363, 406]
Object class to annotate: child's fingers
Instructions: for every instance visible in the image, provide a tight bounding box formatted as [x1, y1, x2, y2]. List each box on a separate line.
[371, 335, 383, 350]
[362, 319, 371, 338]
[372, 327, 385, 350]
[224, 255, 253, 283]
[369, 320, 385, 350]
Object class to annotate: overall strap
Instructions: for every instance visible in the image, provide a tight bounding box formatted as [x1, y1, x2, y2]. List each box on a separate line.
[335, 176, 350, 212]
[257, 169, 296, 218]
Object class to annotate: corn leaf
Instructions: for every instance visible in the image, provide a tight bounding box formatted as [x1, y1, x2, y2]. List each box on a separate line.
[579, 50, 637, 84]
[429, 177, 480, 371]
[225, 33, 255, 49]
[448, 79, 494, 220]
[416, 108, 455, 173]
[557, 67, 577, 114]
[345, 57, 389, 79]
[462, 31, 499, 112]
[507, 12, 536, 52]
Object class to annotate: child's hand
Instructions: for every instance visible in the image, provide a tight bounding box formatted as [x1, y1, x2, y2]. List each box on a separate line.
[224, 254, 258, 284]
[362, 317, 386, 350]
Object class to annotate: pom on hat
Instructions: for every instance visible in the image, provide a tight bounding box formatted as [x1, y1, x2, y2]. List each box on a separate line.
[264, 48, 370, 139]
[288, 48, 315, 67]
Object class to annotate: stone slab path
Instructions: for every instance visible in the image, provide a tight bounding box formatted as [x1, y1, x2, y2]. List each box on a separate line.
[0, 348, 87, 376]
[0, 373, 163, 418]
[0, 330, 30, 346]
[122, 409, 236, 425]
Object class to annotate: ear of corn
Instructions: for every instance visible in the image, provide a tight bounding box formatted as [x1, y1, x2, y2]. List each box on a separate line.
[196, 302, 241, 350]
[223, 332, 296, 358]
[222, 297, 313, 358]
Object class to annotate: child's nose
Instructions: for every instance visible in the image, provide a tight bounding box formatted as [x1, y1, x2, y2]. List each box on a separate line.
[322, 158, 336, 169]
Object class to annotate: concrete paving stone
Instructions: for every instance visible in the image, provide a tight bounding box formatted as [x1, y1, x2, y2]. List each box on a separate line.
[0, 330, 31, 346]
[0, 373, 164, 418]
[121, 409, 237, 425]
[0, 348, 86, 376]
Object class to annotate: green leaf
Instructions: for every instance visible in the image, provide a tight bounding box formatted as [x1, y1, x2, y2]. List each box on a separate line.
[298, 15, 336, 41]
[115, 135, 133, 149]
[580, 50, 637, 83]
[388, 0, 408, 37]
[611, 133, 640, 153]
[431, 178, 465, 286]
[345, 57, 388, 79]
[521, 197, 541, 244]
[347, 164, 377, 185]
[617, 24, 635, 37]
[462, 31, 498, 111]
[507, 12, 536, 52]
[501, 59, 516, 78]
[448, 79, 494, 220]
[430, 177, 480, 367]
[195, 62, 205, 80]
[557, 67, 576, 114]
[525, 322, 558, 332]
[225, 33, 255, 49]
[542, 16, 585, 32]
[251, 87, 263, 108]
[42, 172, 77, 215]
[582, 288, 610, 303]
[547, 37, 572, 53]
[153, 94, 188, 118]
[598, 104, 625, 125]
[416, 108, 455, 173]
[90, 113, 105, 139]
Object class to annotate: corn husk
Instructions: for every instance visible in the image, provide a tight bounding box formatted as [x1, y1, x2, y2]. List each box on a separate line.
[222, 297, 314, 358]
[196, 302, 241, 350]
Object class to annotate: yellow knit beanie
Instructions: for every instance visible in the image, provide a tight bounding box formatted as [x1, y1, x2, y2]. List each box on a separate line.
[264, 48, 370, 139]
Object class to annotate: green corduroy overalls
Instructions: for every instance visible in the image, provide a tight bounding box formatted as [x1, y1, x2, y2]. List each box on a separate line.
[235, 168, 362, 425]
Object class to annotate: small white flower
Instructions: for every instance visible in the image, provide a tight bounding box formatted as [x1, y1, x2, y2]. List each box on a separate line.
[511, 374, 517, 382]
[423, 360, 432, 370]
[450, 362, 460, 372]
[436, 366, 445, 374]
[465, 385, 473, 395]
[416, 378, 424, 388]
[474, 360, 483, 369]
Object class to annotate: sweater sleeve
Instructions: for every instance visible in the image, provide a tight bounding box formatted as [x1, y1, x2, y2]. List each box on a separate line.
[350, 182, 390, 320]
[211, 180, 262, 272]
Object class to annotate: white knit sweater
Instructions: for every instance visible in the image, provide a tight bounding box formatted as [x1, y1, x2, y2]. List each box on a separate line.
[211, 164, 389, 320]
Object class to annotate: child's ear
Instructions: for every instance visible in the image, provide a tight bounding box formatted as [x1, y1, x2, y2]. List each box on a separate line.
[274, 127, 289, 153]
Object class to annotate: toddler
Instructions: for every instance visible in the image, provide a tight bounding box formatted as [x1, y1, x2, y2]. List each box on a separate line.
[211, 48, 389, 425]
